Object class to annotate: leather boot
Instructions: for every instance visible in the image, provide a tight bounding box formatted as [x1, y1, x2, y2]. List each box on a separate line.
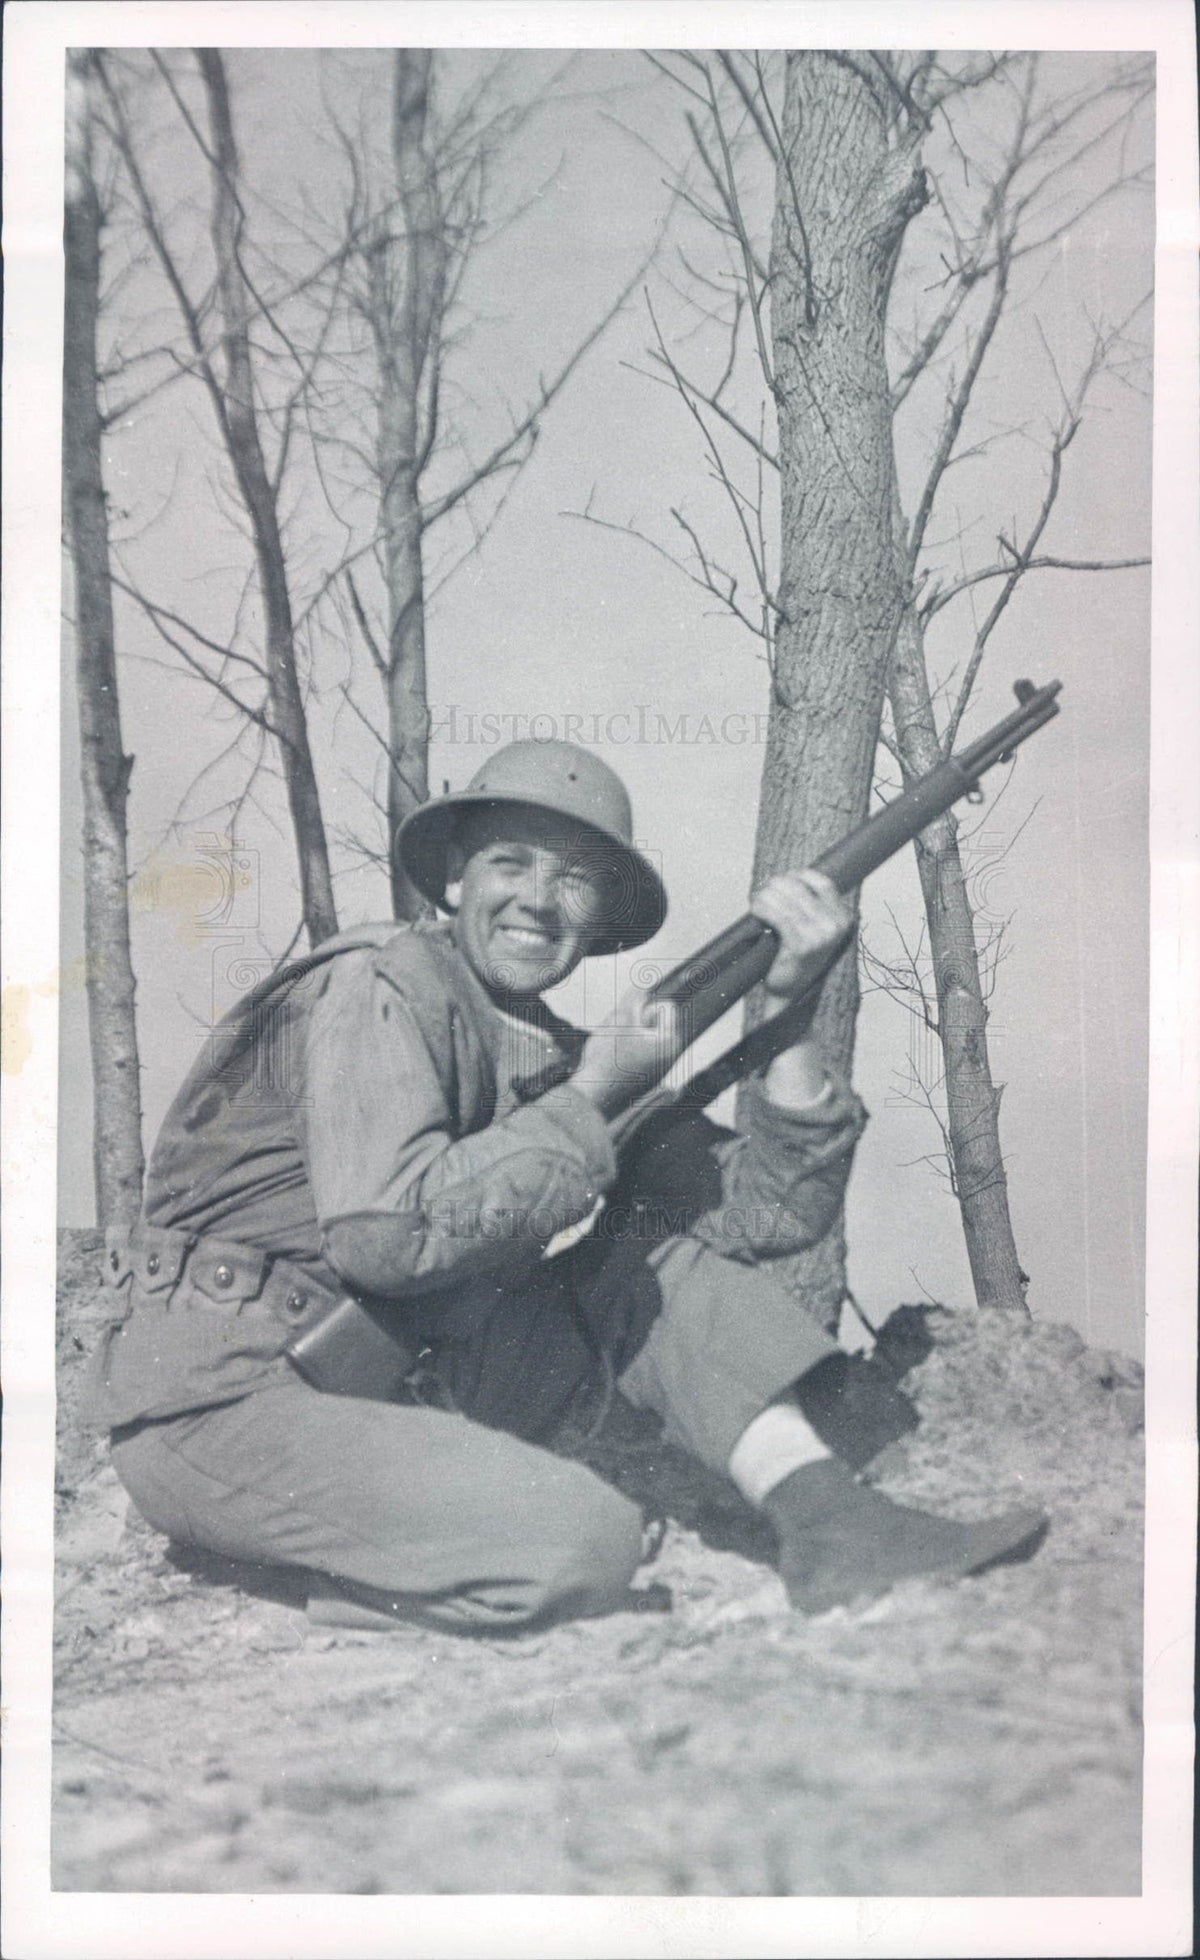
[763, 1458, 1048, 1614]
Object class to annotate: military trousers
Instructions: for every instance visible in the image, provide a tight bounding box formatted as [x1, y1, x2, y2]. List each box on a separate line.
[111, 1232, 837, 1633]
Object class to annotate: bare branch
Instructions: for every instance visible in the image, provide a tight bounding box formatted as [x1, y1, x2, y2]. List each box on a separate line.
[634, 342, 779, 468]
[941, 303, 1148, 747]
[889, 56, 1150, 415]
[715, 50, 779, 161]
[343, 568, 388, 677]
[891, 277, 974, 410]
[333, 675, 390, 755]
[906, 235, 1011, 572]
[423, 240, 661, 530]
[109, 571, 268, 678]
[564, 503, 766, 642]
[923, 551, 1150, 620]
[117, 581, 276, 739]
[686, 85, 775, 390]
[868, 52, 931, 133]
[643, 293, 780, 637]
[93, 55, 232, 453]
[922, 53, 1013, 111]
[423, 458, 528, 603]
[148, 50, 217, 166]
[642, 51, 711, 111]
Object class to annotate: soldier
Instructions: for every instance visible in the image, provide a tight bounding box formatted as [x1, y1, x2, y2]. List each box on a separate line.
[92, 741, 1045, 1633]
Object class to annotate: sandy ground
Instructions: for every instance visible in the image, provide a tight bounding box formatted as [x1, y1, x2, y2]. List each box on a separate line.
[53, 1228, 1144, 1896]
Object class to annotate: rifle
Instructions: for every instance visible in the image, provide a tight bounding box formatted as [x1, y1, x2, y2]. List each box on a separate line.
[516, 677, 1063, 1142]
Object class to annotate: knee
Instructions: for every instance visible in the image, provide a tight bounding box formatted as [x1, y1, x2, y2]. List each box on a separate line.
[109, 1426, 190, 1543]
[527, 1475, 644, 1624]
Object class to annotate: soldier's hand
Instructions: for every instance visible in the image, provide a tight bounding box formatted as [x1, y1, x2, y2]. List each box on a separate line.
[575, 988, 685, 1120]
[751, 870, 855, 1002]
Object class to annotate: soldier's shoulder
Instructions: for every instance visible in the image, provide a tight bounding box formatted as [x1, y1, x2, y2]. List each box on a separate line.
[332, 922, 482, 1037]
[291, 921, 449, 1005]
[305, 922, 467, 1058]
[366, 919, 461, 992]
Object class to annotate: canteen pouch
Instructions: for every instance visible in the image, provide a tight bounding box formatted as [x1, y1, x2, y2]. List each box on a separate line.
[284, 1294, 417, 1401]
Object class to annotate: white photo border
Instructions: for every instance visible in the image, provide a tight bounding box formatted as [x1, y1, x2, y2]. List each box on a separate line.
[3, 3, 1195, 1955]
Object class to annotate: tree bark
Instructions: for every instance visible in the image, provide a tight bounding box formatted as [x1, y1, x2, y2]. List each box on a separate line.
[373, 49, 444, 919]
[63, 50, 145, 1227]
[746, 52, 927, 1329]
[197, 50, 338, 947]
[888, 607, 1028, 1311]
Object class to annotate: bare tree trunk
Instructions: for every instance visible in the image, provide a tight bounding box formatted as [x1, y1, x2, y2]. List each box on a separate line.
[64, 49, 145, 1223]
[197, 50, 338, 947]
[63, 52, 145, 1229]
[888, 608, 1028, 1311]
[373, 49, 445, 919]
[747, 52, 927, 1329]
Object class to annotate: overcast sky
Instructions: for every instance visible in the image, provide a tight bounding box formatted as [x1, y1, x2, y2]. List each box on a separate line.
[58, 46, 1154, 1354]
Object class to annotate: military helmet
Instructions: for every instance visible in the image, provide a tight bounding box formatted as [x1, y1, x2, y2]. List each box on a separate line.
[396, 739, 667, 955]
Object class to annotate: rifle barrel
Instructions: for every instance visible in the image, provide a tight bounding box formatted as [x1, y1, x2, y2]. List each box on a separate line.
[954, 679, 1061, 776]
[645, 679, 1062, 1049]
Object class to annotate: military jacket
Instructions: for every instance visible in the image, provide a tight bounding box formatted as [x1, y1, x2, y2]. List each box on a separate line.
[94, 921, 866, 1426]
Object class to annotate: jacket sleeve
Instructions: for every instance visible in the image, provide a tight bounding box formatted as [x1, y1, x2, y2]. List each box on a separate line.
[303, 950, 615, 1298]
[686, 1076, 867, 1264]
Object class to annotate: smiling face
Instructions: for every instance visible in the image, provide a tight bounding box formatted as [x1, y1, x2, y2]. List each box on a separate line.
[449, 806, 614, 998]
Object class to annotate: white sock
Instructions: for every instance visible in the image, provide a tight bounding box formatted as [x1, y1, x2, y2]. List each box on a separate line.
[727, 1397, 832, 1507]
